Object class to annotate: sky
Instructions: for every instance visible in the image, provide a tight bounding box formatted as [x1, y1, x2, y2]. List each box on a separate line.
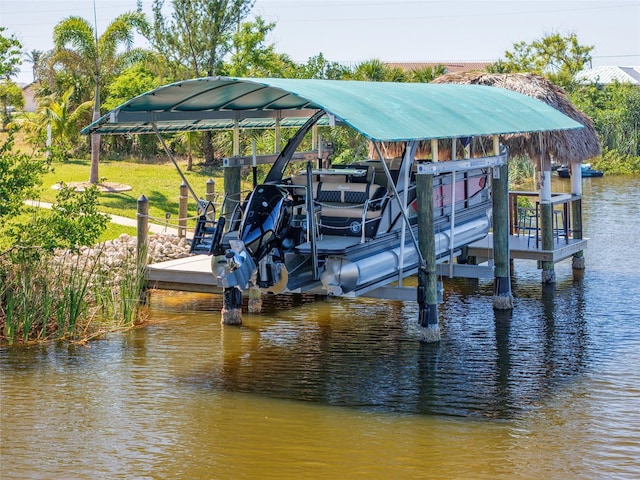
[2, 0, 639, 85]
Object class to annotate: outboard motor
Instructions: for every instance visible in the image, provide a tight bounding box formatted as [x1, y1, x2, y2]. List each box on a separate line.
[239, 184, 291, 261]
[213, 184, 292, 294]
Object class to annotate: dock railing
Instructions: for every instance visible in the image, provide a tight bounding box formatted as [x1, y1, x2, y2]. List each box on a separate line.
[509, 191, 582, 248]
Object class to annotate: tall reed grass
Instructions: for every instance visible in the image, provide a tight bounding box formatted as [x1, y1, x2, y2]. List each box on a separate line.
[0, 243, 146, 345]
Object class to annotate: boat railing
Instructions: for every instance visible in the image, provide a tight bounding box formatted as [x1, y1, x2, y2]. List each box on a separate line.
[220, 190, 253, 233]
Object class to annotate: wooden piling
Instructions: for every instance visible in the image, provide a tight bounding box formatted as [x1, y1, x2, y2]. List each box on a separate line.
[247, 286, 263, 314]
[492, 137, 514, 309]
[136, 194, 149, 269]
[416, 170, 440, 342]
[539, 148, 556, 283]
[206, 178, 215, 203]
[223, 164, 241, 220]
[221, 287, 243, 325]
[178, 182, 188, 238]
[571, 165, 586, 271]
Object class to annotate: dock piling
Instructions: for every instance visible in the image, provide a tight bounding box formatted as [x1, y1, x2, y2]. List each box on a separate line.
[221, 287, 243, 325]
[178, 182, 188, 238]
[416, 169, 440, 342]
[491, 138, 514, 309]
[570, 165, 586, 271]
[137, 194, 149, 268]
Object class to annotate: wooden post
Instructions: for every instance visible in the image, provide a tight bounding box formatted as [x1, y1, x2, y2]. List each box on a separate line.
[247, 286, 262, 314]
[570, 163, 585, 271]
[233, 118, 240, 156]
[275, 116, 281, 153]
[492, 136, 514, 309]
[416, 142, 440, 342]
[417, 172, 439, 342]
[221, 287, 243, 325]
[136, 195, 149, 268]
[206, 178, 215, 203]
[178, 182, 188, 238]
[539, 148, 555, 284]
[223, 163, 242, 220]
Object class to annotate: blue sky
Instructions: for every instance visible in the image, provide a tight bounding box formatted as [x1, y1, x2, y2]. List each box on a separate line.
[2, 0, 639, 84]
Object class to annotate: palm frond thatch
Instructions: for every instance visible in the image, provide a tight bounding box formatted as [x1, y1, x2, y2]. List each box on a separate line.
[430, 72, 600, 166]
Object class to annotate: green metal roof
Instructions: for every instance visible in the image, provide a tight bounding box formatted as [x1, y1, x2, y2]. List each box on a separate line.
[81, 76, 583, 141]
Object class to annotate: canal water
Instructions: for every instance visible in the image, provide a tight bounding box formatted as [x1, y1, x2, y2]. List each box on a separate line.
[2, 175, 639, 479]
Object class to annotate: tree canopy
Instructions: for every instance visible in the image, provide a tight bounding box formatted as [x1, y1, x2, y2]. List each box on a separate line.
[499, 32, 594, 88]
[0, 28, 22, 80]
[51, 12, 148, 183]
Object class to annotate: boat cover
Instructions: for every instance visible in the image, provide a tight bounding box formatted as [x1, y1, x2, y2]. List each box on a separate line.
[82, 77, 583, 141]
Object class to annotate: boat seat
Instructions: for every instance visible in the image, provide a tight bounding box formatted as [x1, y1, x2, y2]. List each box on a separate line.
[288, 174, 387, 237]
[315, 182, 386, 218]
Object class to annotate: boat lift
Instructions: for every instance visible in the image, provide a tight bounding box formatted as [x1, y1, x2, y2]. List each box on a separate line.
[82, 77, 584, 341]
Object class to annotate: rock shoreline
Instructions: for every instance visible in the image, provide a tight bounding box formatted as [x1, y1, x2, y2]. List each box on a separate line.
[53, 233, 192, 280]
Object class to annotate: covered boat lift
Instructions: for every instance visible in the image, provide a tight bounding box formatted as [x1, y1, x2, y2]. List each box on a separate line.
[83, 77, 584, 341]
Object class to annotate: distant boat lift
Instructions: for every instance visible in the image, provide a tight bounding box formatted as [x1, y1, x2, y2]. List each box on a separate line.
[83, 77, 584, 341]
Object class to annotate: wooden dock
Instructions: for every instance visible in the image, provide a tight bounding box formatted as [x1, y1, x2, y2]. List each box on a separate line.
[145, 234, 588, 295]
[146, 255, 222, 294]
[467, 233, 588, 263]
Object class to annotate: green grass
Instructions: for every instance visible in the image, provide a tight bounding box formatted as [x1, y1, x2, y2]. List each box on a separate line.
[37, 158, 235, 238]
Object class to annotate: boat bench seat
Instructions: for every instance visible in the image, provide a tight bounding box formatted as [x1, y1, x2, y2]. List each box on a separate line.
[289, 175, 386, 217]
[315, 182, 386, 218]
[288, 174, 387, 237]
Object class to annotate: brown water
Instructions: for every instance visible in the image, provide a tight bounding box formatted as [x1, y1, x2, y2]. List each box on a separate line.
[2, 175, 640, 479]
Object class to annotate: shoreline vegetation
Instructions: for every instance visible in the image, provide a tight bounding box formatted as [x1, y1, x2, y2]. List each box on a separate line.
[0, 233, 191, 346]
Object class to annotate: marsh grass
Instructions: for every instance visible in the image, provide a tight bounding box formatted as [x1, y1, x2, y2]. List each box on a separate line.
[0, 243, 147, 345]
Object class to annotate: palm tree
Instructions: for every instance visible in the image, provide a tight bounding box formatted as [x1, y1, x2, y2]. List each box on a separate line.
[410, 65, 447, 83]
[24, 49, 44, 82]
[40, 88, 93, 154]
[51, 12, 147, 183]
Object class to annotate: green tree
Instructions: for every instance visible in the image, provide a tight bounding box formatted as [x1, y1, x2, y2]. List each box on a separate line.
[570, 82, 640, 157]
[0, 129, 50, 221]
[408, 65, 446, 83]
[39, 88, 93, 160]
[502, 32, 593, 88]
[225, 17, 297, 78]
[0, 28, 22, 80]
[101, 63, 166, 159]
[51, 12, 148, 183]
[296, 53, 351, 80]
[350, 59, 392, 82]
[0, 81, 24, 129]
[148, 0, 256, 165]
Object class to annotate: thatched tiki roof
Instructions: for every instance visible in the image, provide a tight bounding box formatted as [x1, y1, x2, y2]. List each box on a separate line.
[373, 73, 601, 168]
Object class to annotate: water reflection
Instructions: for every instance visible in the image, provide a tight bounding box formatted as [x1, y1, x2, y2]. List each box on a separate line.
[173, 276, 588, 420]
[2, 176, 639, 479]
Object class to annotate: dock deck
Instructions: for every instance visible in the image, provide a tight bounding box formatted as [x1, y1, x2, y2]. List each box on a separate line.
[145, 234, 588, 295]
[466, 234, 587, 263]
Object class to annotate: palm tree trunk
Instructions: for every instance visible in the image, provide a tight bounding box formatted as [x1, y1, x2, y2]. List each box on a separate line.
[89, 82, 101, 184]
[203, 131, 214, 164]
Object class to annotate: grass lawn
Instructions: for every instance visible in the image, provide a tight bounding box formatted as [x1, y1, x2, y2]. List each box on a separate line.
[39, 158, 225, 217]
[37, 158, 249, 241]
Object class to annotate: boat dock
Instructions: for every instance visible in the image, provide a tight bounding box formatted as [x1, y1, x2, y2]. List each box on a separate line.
[145, 233, 587, 297]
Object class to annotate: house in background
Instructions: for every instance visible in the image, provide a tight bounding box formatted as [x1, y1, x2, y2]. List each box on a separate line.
[384, 61, 493, 74]
[20, 82, 38, 112]
[577, 66, 640, 86]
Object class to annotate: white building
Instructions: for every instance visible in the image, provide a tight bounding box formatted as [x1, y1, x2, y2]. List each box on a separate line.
[577, 66, 640, 86]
